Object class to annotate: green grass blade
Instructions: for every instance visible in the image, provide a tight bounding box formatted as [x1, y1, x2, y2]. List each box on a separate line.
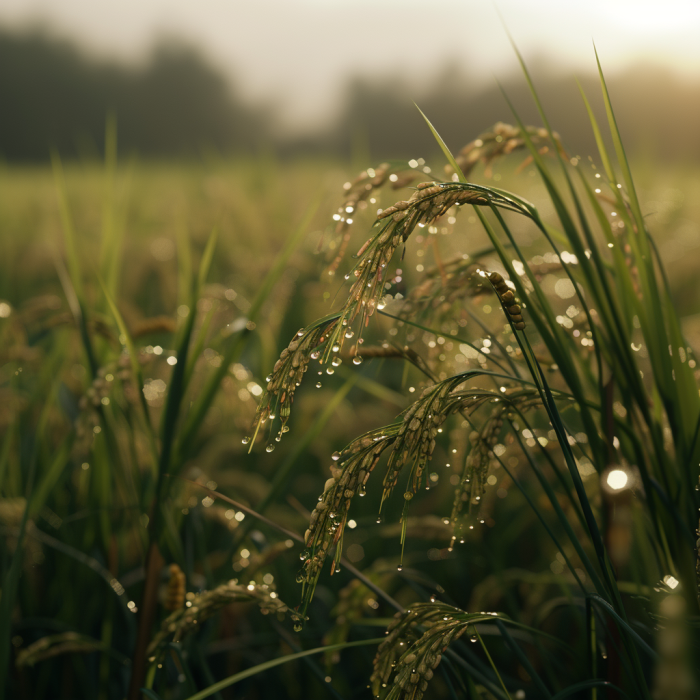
[415, 103, 467, 182]
[99, 277, 159, 467]
[51, 152, 84, 303]
[181, 638, 382, 700]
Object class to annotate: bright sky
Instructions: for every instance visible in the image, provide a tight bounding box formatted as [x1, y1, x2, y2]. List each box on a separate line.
[2, 0, 699, 130]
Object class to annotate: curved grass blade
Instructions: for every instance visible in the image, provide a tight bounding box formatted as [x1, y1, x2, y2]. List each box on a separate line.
[181, 638, 382, 700]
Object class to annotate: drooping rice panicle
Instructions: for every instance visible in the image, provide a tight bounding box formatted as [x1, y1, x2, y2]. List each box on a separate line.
[246, 316, 339, 449]
[251, 184, 534, 446]
[371, 602, 506, 700]
[145, 578, 292, 661]
[328, 161, 419, 275]
[298, 370, 541, 612]
[445, 121, 564, 180]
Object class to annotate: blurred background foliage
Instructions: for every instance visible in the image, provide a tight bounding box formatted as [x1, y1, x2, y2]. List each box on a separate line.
[1, 27, 699, 164]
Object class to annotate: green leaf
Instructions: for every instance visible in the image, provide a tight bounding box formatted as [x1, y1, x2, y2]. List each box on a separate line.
[181, 638, 382, 700]
[415, 104, 467, 182]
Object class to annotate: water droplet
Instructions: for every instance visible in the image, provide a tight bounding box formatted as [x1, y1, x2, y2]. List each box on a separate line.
[242, 436, 250, 445]
[297, 330, 305, 337]
[326, 368, 334, 375]
[376, 516, 382, 524]
[299, 551, 309, 561]
[332, 451, 341, 461]
[265, 444, 275, 453]
[397, 565, 403, 571]
[430, 595, 436, 602]
[344, 274, 350, 280]
[266, 374, 272, 382]
[282, 426, 290, 433]
[353, 356, 364, 365]
[294, 623, 303, 632]
[331, 357, 342, 367]
[359, 487, 366, 497]
[275, 435, 282, 442]
[316, 382, 322, 388]
[470, 635, 477, 643]
[332, 344, 340, 352]
[403, 492, 413, 500]
[345, 330, 354, 339]
[310, 350, 320, 360]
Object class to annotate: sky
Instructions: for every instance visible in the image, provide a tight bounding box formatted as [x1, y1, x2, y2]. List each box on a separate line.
[2, 0, 699, 130]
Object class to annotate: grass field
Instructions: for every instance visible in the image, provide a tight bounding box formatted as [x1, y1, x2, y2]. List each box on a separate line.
[1, 97, 700, 700]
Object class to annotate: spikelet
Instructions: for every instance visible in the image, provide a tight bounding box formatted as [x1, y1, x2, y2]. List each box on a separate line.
[487, 270, 526, 330]
[163, 563, 186, 611]
[328, 162, 418, 275]
[448, 387, 541, 541]
[299, 426, 400, 610]
[445, 121, 563, 179]
[400, 257, 490, 324]
[247, 320, 335, 448]
[371, 602, 506, 699]
[146, 579, 292, 660]
[16, 632, 104, 668]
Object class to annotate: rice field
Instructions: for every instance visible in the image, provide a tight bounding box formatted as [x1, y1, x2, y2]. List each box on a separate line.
[1, 67, 699, 700]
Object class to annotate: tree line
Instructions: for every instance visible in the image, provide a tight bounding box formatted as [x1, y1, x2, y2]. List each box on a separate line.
[1, 27, 698, 162]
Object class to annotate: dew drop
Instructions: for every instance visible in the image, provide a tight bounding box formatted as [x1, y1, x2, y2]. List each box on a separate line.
[310, 350, 320, 360]
[266, 374, 272, 382]
[265, 444, 275, 453]
[353, 356, 364, 365]
[332, 344, 340, 352]
[241, 436, 250, 445]
[326, 368, 335, 375]
[470, 635, 478, 643]
[316, 382, 322, 388]
[345, 330, 354, 339]
[332, 451, 341, 461]
[331, 357, 342, 367]
[294, 623, 303, 632]
[282, 426, 290, 433]
[344, 274, 350, 280]
[397, 565, 403, 571]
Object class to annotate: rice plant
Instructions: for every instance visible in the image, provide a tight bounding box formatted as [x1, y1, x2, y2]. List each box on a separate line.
[245, 51, 700, 699]
[1, 49, 699, 700]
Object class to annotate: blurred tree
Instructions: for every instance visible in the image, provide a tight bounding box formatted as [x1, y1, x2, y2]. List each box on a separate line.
[0, 29, 272, 160]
